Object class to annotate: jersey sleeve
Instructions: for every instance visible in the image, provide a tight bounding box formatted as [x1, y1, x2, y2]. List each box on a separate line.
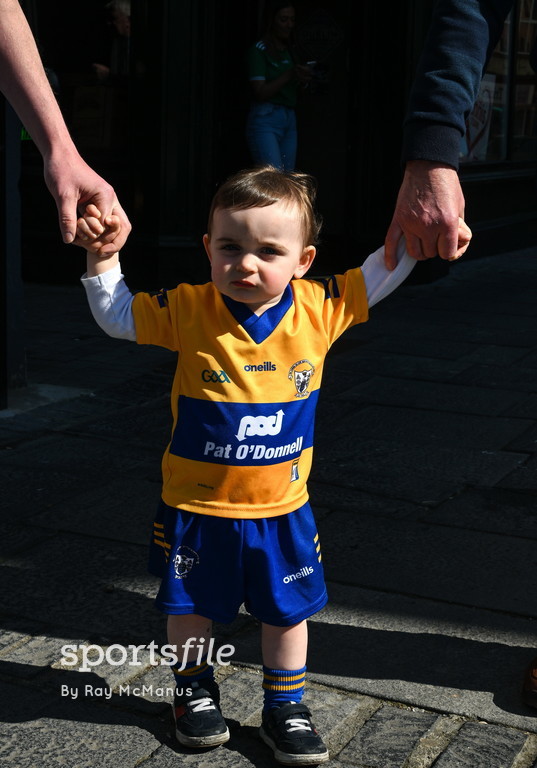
[248, 42, 267, 81]
[304, 267, 369, 348]
[132, 287, 181, 351]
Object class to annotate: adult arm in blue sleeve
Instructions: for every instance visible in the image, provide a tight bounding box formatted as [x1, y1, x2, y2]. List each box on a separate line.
[402, 0, 515, 168]
[384, 0, 514, 269]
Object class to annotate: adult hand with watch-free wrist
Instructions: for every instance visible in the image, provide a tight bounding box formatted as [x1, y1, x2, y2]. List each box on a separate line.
[384, 161, 467, 271]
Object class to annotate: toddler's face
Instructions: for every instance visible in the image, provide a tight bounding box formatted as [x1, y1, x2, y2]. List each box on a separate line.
[204, 201, 315, 316]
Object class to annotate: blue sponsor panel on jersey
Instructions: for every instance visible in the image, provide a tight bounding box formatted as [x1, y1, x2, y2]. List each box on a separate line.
[170, 392, 319, 466]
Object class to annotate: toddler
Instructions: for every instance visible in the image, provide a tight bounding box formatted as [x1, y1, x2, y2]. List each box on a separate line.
[78, 166, 470, 765]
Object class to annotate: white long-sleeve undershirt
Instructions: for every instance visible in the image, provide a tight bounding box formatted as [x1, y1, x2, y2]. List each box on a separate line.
[80, 238, 415, 342]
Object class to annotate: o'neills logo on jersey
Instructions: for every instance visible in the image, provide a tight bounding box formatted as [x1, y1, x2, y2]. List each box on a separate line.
[244, 362, 276, 372]
[289, 359, 315, 398]
[283, 565, 314, 583]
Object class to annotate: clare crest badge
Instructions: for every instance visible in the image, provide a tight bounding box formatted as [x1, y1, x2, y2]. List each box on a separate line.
[173, 545, 199, 579]
[288, 359, 315, 398]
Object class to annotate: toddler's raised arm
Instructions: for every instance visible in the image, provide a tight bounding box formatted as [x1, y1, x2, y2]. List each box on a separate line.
[78, 205, 136, 340]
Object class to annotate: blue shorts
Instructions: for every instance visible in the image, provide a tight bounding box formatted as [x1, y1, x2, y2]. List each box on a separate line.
[148, 500, 327, 626]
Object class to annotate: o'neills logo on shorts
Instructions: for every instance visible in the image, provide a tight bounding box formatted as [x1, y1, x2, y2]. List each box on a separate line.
[283, 566, 314, 584]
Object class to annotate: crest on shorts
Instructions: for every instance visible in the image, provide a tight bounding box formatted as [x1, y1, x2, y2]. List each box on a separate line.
[173, 545, 199, 579]
[288, 359, 315, 398]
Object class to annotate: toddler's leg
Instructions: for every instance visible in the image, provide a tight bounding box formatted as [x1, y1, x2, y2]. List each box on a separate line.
[262, 619, 308, 672]
[259, 620, 329, 765]
[167, 613, 229, 749]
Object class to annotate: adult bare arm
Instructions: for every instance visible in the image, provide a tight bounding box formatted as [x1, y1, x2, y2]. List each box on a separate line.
[0, 0, 131, 251]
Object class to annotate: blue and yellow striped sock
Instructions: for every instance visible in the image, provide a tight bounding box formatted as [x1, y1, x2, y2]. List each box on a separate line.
[262, 665, 306, 710]
[172, 654, 214, 693]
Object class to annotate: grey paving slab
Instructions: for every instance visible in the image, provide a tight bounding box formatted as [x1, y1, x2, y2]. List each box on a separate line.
[138, 740, 276, 768]
[319, 405, 532, 451]
[312, 441, 526, 505]
[337, 705, 437, 767]
[74, 398, 171, 447]
[454, 363, 537, 393]
[433, 721, 528, 768]
[505, 394, 537, 419]
[316, 510, 537, 616]
[499, 455, 537, 490]
[372, 312, 537, 349]
[0, 520, 54, 557]
[430, 488, 537, 539]
[342, 376, 525, 416]
[88, 370, 174, 405]
[307, 480, 424, 519]
[458, 344, 533, 367]
[344, 334, 479, 362]
[0, 688, 165, 768]
[0, 619, 36, 653]
[516, 350, 537, 370]
[30, 474, 162, 545]
[0, 633, 84, 679]
[326, 348, 473, 384]
[218, 667, 265, 725]
[506, 423, 537, 452]
[0, 533, 162, 640]
[0, 432, 158, 517]
[0, 396, 111, 435]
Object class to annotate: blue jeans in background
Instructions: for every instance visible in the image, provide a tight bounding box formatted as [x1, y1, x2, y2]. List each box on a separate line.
[246, 102, 297, 171]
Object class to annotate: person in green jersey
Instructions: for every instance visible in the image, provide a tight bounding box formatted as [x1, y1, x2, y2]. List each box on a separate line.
[245, 2, 312, 170]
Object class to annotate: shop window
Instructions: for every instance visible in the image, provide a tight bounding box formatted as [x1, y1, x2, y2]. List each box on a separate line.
[513, 0, 537, 159]
[460, 3, 537, 164]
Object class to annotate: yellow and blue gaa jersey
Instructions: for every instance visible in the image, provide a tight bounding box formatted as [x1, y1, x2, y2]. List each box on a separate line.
[132, 268, 368, 519]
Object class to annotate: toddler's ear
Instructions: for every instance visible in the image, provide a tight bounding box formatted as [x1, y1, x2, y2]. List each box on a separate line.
[203, 234, 212, 262]
[294, 245, 316, 278]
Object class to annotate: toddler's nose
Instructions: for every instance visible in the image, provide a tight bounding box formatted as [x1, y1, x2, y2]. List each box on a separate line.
[237, 253, 257, 272]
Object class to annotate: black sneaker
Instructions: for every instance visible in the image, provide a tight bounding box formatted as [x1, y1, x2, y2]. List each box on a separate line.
[173, 679, 230, 748]
[259, 702, 329, 765]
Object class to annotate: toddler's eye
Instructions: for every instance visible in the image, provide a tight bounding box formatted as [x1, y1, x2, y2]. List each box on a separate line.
[221, 243, 240, 251]
[260, 247, 278, 256]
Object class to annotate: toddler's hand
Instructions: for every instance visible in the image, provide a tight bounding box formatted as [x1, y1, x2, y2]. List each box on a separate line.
[76, 203, 121, 256]
[451, 218, 472, 261]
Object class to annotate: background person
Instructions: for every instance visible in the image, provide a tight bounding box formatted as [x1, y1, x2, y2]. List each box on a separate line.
[245, 1, 312, 170]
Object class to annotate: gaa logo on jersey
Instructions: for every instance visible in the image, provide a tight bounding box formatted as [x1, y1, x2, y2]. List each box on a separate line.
[288, 359, 315, 398]
[173, 546, 199, 579]
[202, 369, 231, 384]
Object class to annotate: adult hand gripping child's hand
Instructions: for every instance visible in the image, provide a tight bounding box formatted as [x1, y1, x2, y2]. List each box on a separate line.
[75, 203, 122, 256]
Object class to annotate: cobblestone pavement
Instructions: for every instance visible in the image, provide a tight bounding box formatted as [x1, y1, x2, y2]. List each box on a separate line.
[0, 248, 536, 766]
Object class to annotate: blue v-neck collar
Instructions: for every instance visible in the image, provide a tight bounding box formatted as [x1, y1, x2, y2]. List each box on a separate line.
[222, 284, 293, 344]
